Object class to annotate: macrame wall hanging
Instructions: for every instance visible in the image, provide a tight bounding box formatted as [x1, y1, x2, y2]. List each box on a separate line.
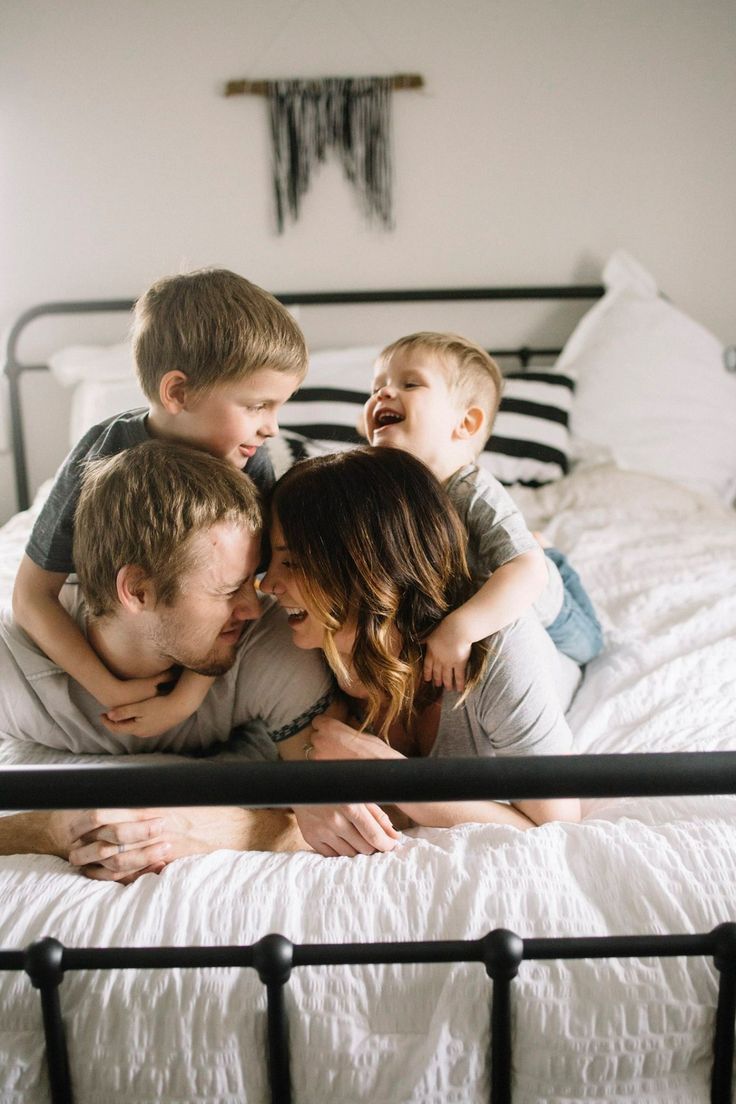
[225, 73, 423, 233]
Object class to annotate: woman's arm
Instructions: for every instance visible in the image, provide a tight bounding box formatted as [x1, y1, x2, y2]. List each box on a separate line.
[308, 716, 557, 831]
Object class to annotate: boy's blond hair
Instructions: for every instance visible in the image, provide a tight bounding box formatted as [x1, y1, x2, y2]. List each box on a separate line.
[376, 331, 503, 443]
[132, 268, 307, 401]
[74, 440, 262, 619]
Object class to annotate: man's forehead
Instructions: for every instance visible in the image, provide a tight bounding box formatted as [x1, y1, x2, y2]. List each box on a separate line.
[188, 520, 261, 577]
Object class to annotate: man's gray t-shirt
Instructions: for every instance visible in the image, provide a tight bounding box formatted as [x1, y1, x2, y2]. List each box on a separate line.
[0, 588, 333, 756]
[445, 463, 538, 580]
[26, 409, 275, 575]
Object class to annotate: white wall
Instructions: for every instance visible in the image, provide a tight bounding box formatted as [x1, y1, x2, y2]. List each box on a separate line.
[2, 0, 735, 522]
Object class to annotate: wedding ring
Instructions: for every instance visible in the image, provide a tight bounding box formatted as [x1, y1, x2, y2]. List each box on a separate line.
[303, 743, 315, 761]
[117, 843, 125, 854]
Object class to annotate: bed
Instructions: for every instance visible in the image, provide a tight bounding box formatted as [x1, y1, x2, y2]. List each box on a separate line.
[1, 250, 735, 1104]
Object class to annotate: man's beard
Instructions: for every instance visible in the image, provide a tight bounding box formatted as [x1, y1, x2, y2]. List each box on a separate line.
[187, 654, 238, 677]
[150, 620, 241, 678]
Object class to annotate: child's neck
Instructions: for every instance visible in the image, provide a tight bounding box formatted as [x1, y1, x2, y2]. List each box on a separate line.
[145, 404, 183, 443]
[421, 443, 476, 484]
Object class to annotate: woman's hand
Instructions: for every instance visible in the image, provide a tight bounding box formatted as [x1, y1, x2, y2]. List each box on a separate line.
[294, 803, 400, 857]
[310, 715, 402, 761]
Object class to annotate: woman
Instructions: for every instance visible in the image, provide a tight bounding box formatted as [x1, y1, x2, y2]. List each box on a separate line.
[261, 447, 581, 854]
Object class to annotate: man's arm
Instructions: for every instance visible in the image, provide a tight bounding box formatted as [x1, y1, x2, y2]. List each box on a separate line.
[0, 811, 69, 858]
[0, 805, 308, 882]
[308, 716, 581, 829]
[66, 806, 308, 880]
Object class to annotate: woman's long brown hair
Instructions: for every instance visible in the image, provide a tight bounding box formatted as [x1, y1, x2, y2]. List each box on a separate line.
[271, 447, 490, 739]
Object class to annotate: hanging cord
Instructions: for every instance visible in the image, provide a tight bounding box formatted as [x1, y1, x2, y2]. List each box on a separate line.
[269, 77, 394, 233]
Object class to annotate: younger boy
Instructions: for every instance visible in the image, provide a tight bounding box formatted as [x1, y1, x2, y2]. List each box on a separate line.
[362, 331, 603, 691]
[12, 268, 308, 736]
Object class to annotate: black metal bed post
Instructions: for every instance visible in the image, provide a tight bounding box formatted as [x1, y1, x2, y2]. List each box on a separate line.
[253, 934, 295, 1104]
[24, 937, 73, 1104]
[3, 299, 136, 512]
[482, 929, 524, 1104]
[711, 923, 736, 1104]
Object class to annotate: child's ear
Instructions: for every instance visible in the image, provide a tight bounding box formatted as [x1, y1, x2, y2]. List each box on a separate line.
[116, 565, 156, 614]
[454, 405, 486, 441]
[158, 370, 191, 413]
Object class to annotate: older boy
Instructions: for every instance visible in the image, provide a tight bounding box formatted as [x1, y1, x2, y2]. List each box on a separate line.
[363, 331, 603, 691]
[12, 269, 307, 736]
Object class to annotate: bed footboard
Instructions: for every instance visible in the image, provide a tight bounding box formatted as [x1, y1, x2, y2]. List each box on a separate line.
[1, 752, 734, 1104]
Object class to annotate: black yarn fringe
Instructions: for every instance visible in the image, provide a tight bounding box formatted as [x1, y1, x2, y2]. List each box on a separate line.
[268, 77, 394, 232]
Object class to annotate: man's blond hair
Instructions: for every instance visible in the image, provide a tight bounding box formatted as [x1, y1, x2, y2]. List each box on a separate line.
[74, 440, 262, 619]
[376, 331, 503, 442]
[132, 268, 307, 401]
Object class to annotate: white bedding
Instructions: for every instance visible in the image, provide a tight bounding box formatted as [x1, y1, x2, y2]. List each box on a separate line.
[1, 461, 735, 1104]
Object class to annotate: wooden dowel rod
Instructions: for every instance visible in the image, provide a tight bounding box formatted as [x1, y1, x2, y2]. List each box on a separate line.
[224, 73, 424, 96]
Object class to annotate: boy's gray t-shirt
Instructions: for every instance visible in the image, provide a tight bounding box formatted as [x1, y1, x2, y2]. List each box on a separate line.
[445, 463, 538, 580]
[0, 589, 333, 756]
[26, 409, 275, 575]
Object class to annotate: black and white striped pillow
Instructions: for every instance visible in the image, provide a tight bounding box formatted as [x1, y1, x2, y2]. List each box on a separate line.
[481, 369, 575, 487]
[273, 347, 575, 486]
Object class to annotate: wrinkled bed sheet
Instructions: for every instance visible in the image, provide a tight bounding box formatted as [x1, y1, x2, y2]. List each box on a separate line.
[0, 462, 734, 1104]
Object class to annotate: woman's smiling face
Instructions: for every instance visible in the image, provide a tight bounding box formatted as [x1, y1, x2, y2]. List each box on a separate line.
[260, 516, 357, 654]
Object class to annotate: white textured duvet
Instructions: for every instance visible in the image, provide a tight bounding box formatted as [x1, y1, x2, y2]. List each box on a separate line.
[1, 463, 735, 1104]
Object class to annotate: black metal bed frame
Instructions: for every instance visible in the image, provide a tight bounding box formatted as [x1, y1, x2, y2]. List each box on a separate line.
[0, 754, 735, 1104]
[2, 287, 735, 1102]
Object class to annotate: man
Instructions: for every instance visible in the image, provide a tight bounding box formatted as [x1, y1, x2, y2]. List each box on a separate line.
[0, 441, 398, 878]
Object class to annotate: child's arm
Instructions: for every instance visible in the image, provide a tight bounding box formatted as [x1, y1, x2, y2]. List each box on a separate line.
[101, 670, 215, 738]
[12, 555, 168, 710]
[423, 547, 548, 691]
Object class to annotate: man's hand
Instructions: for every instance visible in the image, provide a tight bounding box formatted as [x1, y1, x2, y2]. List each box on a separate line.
[422, 613, 472, 691]
[64, 807, 231, 883]
[294, 803, 400, 857]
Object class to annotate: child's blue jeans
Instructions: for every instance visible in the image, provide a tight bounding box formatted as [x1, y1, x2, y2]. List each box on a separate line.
[543, 548, 603, 665]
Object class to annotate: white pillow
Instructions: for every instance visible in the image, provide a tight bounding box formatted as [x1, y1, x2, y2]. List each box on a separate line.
[47, 342, 144, 446]
[559, 250, 736, 503]
[68, 377, 147, 448]
[49, 342, 135, 386]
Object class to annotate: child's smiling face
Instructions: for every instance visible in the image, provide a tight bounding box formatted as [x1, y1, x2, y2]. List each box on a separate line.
[363, 350, 467, 473]
[176, 368, 301, 468]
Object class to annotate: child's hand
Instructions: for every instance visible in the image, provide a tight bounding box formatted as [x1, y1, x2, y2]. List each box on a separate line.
[104, 673, 175, 711]
[101, 693, 186, 739]
[101, 672, 214, 739]
[423, 616, 472, 692]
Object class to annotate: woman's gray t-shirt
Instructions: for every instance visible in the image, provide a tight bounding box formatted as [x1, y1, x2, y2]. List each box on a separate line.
[431, 614, 578, 759]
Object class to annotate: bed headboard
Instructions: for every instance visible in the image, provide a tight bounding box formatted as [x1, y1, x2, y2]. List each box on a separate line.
[2, 284, 604, 513]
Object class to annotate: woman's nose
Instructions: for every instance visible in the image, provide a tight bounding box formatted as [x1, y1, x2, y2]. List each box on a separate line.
[260, 566, 278, 594]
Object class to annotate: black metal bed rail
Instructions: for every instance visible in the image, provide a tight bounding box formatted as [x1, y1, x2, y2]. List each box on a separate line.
[1, 750, 735, 811]
[1, 924, 734, 1104]
[2, 285, 604, 513]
